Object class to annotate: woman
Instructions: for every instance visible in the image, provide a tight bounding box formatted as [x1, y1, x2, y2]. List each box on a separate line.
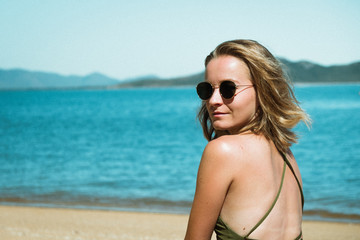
[185, 40, 310, 240]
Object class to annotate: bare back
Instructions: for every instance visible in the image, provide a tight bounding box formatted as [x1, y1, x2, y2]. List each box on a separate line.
[217, 133, 303, 239]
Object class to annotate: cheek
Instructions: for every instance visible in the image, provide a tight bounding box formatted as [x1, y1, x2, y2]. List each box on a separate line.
[233, 94, 257, 118]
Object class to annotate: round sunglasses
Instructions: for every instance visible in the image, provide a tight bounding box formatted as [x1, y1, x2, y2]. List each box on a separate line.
[196, 80, 253, 100]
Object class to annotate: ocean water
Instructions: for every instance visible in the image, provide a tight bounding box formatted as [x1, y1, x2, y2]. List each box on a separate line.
[0, 84, 359, 222]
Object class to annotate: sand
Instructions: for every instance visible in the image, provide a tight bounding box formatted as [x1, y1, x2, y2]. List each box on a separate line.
[0, 205, 359, 240]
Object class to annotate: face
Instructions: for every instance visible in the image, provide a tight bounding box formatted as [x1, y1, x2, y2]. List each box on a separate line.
[205, 55, 258, 134]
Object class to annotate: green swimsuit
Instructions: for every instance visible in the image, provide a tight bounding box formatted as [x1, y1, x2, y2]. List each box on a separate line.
[214, 153, 304, 240]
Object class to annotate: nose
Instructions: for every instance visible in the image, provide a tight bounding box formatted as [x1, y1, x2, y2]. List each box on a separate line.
[208, 88, 223, 106]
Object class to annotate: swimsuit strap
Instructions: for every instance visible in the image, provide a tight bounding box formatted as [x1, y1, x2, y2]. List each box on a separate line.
[244, 160, 287, 238]
[281, 152, 304, 209]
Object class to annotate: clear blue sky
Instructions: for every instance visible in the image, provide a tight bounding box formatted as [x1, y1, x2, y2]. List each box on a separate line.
[0, 0, 359, 80]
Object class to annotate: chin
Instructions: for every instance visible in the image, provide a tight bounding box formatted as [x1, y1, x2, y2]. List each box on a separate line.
[213, 122, 244, 134]
[212, 122, 231, 132]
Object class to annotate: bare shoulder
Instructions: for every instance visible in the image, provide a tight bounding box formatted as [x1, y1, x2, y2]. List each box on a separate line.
[203, 135, 245, 158]
[202, 134, 267, 165]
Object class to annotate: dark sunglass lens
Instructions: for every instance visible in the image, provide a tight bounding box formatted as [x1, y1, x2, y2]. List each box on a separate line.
[220, 81, 236, 99]
[196, 82, 213, 100]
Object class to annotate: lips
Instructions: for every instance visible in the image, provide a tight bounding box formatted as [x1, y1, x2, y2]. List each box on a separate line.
[212, 111, 227, 117]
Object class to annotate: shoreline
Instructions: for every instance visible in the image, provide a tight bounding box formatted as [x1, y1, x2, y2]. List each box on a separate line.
[1, 200, 360, 224]
[1, 205, 360, 240]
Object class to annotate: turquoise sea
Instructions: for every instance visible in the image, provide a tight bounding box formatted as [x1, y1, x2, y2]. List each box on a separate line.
[0, 84, 359, 222]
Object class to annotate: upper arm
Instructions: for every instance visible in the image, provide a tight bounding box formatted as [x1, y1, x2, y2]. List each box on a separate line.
[185, 139, 237, 240]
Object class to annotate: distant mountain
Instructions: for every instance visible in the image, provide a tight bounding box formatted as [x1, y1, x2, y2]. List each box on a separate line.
[1, 59, 359, 90]
[279, 59, 360, 83]
[112, 72, 205, 88]
[114, 59, 360, 88]
[0, 69, 120, 90]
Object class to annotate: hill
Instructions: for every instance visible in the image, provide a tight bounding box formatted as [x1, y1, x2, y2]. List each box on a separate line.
[113, 59, 360, 88]
[0, 59, 359, 90]
[279, 59, 360, 83]
[0, 69, 120, 90]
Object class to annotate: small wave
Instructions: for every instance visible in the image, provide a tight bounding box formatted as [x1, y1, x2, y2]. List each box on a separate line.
[304, 209, 360, 223]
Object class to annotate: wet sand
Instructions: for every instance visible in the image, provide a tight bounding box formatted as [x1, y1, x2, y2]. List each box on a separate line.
[1, 205, 359, 240]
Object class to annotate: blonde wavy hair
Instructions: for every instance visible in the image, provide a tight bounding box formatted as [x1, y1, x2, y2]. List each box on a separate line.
[198, 39, 311, 154]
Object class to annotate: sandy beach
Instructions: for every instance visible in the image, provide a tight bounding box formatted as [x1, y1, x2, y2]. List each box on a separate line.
[0, 205, 359, 240]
